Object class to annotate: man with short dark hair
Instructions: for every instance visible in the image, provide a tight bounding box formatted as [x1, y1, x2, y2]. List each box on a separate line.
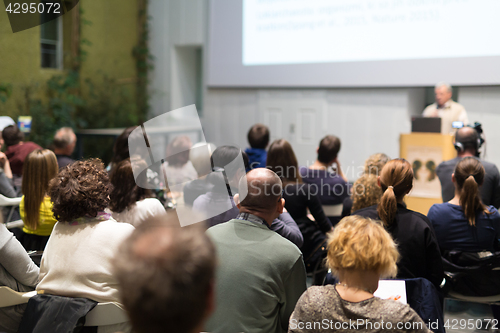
[2, 125, 41, 178]
[245, 123, 270, 170]
[300, 135, 350, 225]
[437, 126, 500, 208]
[53, 127, 76, 169]
[113, 215, 216, 333]
[205, 168, 307, 333]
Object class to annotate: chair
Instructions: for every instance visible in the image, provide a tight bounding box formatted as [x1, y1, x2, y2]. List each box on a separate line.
[0, 286, 36, 308]
[84, 302, 129, 326]
[322, 204, 343, 218]
[0, 194, 22, 223]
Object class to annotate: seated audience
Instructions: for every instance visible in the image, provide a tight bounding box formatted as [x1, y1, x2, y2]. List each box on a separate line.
[113, 215, 216, 333]
[289, 215, 431, 333]
[342, 153, 390, 217]
[2, 125, 41, 178]
[300, 135, 349, 224]
[183, 142, 217, 205]
[52, 127, 77, 169]
[205, 168, 307, 333]
[107, 158, 166, 227]
[163, 136, 198, 191]
[267, 139, 332, 272]
[37, 159, 134, 309]
[20, 149, 58, 251]
[108, 126, 137, 171]
[436, 126, 500, 208]
[355, 159, 443, 288]
[0, 222, 39, 333]
[193, 145, 303, 247]
[245, 123, 270, 171]
[428, 157, 500, 252]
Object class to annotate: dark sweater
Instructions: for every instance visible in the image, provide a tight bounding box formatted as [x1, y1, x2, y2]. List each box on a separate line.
[354, 204, 444, 288]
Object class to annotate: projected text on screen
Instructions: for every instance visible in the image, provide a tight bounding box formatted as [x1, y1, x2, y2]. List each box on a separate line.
[243, 0, 500, 66]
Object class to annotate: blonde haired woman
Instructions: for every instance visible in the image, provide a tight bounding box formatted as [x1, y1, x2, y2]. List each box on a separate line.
[20, 149, 58, 250]
[355, 159, 443, 288]
[289, 216, 431, 333]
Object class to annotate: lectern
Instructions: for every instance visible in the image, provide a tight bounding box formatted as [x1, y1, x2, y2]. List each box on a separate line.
[400, 133, 456, 215]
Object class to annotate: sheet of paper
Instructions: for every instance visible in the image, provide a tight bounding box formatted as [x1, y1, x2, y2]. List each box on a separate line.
[374, 280, 407, 304]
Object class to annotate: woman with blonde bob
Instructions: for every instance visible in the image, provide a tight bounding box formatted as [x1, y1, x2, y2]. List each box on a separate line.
[20, 149, 58, 250]
[355, 158, 443, 288]
[289, 216, 431, 333]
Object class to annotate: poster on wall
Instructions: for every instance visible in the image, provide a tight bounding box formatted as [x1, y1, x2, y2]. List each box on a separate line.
[407, 146, 442, 198]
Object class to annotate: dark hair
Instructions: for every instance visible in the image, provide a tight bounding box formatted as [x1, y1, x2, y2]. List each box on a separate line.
[455, 127, 480, 153]
[317, 135, 341, 164]
[49, 159, 112, 222]
[112, 127, 137, 165]
[166, 136, 192, 167]
[207, 146, 249, 195]
[2, 125, 24, 147]
[114, 216, 216, 333]
[247, 124, 270, 149]
[109, 158, 154, 213]
[266, 139, 302, 185]
[377, 159, 413, 226]
[454, 157, 491, 226]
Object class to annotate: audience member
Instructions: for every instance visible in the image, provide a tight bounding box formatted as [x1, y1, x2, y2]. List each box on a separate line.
[113, 215, 216, 333]
[289, 215, 431, 333]
[245, 123, 269, 171]
[437, 126, 500, 208]
[355, 159, 443, 288]
[0, 222, 39, 333]
[19, 149, 58, 251]
[2, 125, 41, 178]
[52, 127, 77, 169]
[429, 157, 500, 252]
[107, 158, 166, 227]
[163, 136, 198, 191]
[342, 153, 390, 217]
[300, 135, 349, 224]
[267, 139, 332, 273]
[37, 160, 134, 316]
[193, 145, 303, 247]
[0, 150, 15, 198]
[183, 142, 217, 205]
[422, 82, 468, 134]
[205, 168, 307, 333]
[109, 126, 137, 170]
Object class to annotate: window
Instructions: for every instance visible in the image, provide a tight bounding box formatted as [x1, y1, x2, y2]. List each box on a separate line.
[40, 8, 62, 69]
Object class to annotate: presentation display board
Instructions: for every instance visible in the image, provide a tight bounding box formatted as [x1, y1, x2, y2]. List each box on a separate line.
[208, 0, 500, 87]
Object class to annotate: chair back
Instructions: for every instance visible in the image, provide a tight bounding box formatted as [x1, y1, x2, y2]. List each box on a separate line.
[84, 302, 129, 326]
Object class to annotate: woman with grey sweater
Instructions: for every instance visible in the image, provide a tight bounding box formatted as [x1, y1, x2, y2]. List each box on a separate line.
[0, 223, 39, 333]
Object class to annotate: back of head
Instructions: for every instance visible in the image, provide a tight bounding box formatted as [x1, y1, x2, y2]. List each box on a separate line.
[247, 124, 270, 149]
[266, 139, 302, 184]
[455, 127, 480, 156]
[454, 157, 490, 226]
[166, 136, 192, 167]
[109, 158, 153, 213]
[112, 127, 137, 165]
[317, 135, 341, 164]
[351, 174, 383, 213]
[190, 142, 216, 176]
[364, 153, 390, 176]
[2, 125, 24, 147]
[49, 159, 111, 222]
[207, 146, 249, 194]
[22, 149, 59, 229]
[238, 168, 282, 214]
[326, 215, 398, 278]
[114, 215, 216, 333]
[377, 159, 413, 226]
[53, 127, 76, 150]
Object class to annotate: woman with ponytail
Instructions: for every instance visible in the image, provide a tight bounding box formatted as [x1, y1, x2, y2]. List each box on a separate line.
[355, 158, 443, 288]
[428, 157, 500, 252]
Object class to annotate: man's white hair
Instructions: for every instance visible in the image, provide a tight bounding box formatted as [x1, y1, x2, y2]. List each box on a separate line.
[435, 82, 452, 93]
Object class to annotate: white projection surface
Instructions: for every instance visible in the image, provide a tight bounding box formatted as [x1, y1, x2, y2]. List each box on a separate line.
[208, 0, 500, 87]
[243, 0, 500, 66]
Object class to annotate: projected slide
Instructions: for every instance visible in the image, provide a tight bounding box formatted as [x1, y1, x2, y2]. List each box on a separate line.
[243, 0, 500, 66]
